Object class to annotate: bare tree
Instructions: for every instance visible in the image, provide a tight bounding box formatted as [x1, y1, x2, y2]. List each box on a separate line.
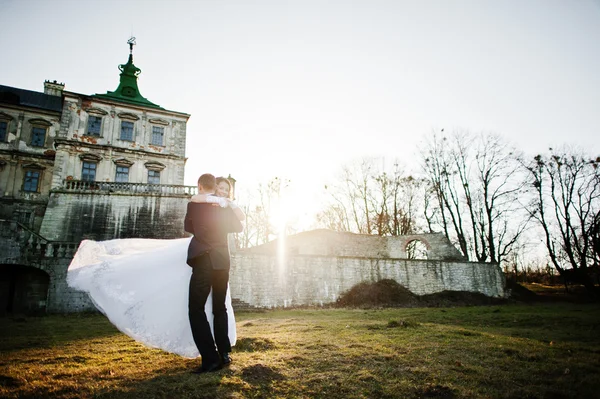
[235, 177, 291, 249]
[422, 130, 471, 258]
[523, 148, 600, 294]
[474, 134, 528, 263]
[317, 157, 426, 236]
[320, 158, 376, 234]
[421, 129, 527, 264]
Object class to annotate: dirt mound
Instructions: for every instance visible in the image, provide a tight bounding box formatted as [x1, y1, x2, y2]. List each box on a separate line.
[335, 280, 507, 308]
[335, 279, 419, 308]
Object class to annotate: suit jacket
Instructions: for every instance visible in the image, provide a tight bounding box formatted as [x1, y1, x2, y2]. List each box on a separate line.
[184, 201, 244, 270]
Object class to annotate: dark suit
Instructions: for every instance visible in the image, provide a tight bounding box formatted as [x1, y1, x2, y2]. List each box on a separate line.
[184, 201, 243, 365]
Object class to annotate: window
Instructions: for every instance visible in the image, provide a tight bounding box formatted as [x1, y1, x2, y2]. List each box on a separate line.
[0, 121, 7, 142]
[406, 240, 428, 260]
[23, 170, 41, 192]
[82, 162, 97, 182]
[148, 170, 160, 184]
[115, 166, 129, 182]
[87, 116, 102, 136]
[120, 121, 134, 141]
[151, 126, 164, 146]
[31, 127, 46, 147]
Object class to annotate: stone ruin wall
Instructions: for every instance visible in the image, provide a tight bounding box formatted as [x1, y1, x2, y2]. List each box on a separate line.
[244, 230, 467, 261]
[230, 253, 505, 309]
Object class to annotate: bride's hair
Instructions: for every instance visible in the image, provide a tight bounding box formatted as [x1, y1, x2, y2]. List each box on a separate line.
[216, 177, 233, 199]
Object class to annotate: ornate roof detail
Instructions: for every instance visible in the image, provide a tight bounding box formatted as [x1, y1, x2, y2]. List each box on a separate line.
[93, 38, 163, 110]
[85, 107, 108, 116]
[28, 118, 52, 126]
[144, 161, 166, 171]
[22, 162, 46, 170]
[149, 118, 169, 126]
[0, 111, 14, 120]
[117, 112, 140, 121]
[79, 153, 102, 162]
[113, 158, 134, 167]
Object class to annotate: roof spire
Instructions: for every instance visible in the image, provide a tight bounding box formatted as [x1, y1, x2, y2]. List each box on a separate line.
[93, 38, 162, 109]
[128, 36, 136, 55]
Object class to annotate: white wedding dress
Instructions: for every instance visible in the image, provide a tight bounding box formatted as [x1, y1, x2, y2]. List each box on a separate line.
[67, 237, 236, 358]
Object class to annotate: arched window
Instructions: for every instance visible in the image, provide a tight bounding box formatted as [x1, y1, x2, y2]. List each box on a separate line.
[406, 239, 428, 260]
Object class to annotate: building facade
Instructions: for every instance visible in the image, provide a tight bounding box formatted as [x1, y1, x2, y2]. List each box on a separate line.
[0, 41, 194, 315]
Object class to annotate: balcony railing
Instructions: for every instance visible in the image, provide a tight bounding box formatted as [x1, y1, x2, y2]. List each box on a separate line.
[59, 180, 197, 196]
[0, 219, 79, 259]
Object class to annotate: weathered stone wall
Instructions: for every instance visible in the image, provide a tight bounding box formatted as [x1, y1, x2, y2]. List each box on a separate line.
[44, 257, 94, 313]
[1, 218, 506, 313]
[0, 220, 95, 313]
[229, 253, 504, 308]
[244, 229, 466, 261]
[0, 106, 61, 163]
[39, 191, 189, 241]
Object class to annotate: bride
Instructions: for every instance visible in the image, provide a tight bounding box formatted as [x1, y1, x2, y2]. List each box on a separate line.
[67, 177, 245, 359]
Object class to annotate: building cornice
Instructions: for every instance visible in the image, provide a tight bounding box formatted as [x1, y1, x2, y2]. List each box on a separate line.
[53, 138, 185, 161]
[0, 148, 56, 160]
[62, 91, 191, 119]
[0, 103, 61, 117]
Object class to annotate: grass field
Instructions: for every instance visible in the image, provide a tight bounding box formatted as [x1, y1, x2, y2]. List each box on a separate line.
[1, 301, 599, 398]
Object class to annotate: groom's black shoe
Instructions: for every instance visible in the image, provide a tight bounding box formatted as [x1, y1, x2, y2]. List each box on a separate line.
[221, 352, 232, 367]
[191, 362, 222, 374]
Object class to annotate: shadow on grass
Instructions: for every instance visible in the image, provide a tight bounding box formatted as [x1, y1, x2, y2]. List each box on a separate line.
[0, 313, 120, 352]
[89, 364, 284, 399]
[93, 368, 226, 399]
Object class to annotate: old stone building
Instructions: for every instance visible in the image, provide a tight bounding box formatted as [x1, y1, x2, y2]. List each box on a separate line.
[0, 40, 194, 315]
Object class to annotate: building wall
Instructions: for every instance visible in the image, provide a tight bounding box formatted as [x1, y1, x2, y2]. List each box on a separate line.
[0, 107, 60, 162]
[51, 93, 188, 189]
[244, 229, 467, 261]
[230, 253, 505, 308]
[0, 93, 61, 233]
[0, 220, 95, 313]
[2, 214, 505, 313]
[39, 191, 190, 242]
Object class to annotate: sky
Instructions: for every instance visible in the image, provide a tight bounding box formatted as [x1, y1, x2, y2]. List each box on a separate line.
[1, 0, 599, 224]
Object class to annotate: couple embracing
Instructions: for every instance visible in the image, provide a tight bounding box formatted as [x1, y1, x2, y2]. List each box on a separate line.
[67, 174, 245, 373]
[185, 173, 244, 373]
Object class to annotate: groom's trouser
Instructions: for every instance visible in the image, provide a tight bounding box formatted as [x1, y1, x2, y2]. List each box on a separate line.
[188, 253, 231, 365]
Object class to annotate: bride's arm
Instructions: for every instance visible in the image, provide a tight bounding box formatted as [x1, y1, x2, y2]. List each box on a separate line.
[190, 194, 228, 207]
[190, 194, 245, 220]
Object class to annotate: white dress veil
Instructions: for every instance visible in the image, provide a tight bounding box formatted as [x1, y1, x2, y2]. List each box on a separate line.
[67, 237, 236, 358]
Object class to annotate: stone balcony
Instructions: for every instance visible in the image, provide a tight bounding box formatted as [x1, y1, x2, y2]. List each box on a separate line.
[0, 219, 79, 261]
[56, 179, 198, 196]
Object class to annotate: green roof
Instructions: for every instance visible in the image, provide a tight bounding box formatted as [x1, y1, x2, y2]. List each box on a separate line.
[93, 41, 163, 109]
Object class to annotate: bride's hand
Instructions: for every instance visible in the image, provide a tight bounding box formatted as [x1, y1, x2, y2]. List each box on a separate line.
[190, 194, 208, 203]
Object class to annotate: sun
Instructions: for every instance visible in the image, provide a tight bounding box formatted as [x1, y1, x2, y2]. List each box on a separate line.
[269, 201, 291, 234]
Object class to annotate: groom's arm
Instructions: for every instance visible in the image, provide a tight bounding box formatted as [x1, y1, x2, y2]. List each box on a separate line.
[184, 202, 194, 234]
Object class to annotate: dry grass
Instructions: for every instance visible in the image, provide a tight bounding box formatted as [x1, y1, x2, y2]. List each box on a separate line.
[1, 303, 600, 398]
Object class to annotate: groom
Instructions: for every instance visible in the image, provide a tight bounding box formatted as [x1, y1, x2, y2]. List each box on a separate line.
[185, 173, 243, 373]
